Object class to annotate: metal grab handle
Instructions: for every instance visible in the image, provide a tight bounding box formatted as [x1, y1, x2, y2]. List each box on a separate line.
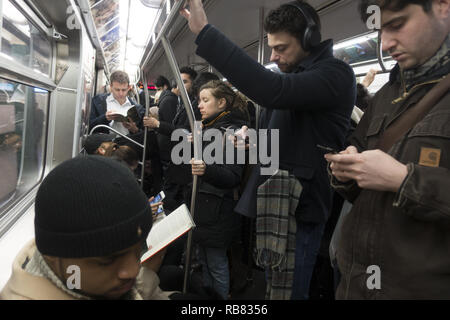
[377, 31, 388, 73]
[89, 125, 145, 149]
[140, 73, 152, 189]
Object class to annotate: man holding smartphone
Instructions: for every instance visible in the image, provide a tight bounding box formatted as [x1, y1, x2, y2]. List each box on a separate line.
[181, 0, 356, 299]
[326, 0, 450, 299]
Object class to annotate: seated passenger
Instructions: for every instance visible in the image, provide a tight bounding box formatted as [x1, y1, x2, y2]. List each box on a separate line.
[0, 156, 171, 300]
[188, 80, 250, 300]
[82, 133, 115, 155]
[111, 145, 140, 171]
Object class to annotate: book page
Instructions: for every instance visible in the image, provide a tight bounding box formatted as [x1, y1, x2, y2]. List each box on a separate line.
[140, 204, 195, 263]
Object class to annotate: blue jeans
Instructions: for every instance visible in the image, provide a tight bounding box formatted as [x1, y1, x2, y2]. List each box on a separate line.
[197, 246, 229, 300]
[290, 222, 326, 300]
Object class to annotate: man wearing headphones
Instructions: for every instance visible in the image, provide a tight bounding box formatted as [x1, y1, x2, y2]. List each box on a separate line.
[181, 0, 356, 299]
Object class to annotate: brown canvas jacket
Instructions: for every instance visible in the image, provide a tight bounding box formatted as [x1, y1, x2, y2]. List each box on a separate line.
[333, 68, 450, 299]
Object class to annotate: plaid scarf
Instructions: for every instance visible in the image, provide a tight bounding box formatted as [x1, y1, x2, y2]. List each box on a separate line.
[255, 169, 302, 300]
[403, 35, 450, 90]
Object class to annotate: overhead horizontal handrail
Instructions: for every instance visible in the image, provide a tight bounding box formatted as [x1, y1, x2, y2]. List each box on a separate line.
[89, 125, 145, 149]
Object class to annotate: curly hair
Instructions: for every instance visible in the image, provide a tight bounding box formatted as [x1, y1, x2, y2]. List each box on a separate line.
[264, 1, 321, 42]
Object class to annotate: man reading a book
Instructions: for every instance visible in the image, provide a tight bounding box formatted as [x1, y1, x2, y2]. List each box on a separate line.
[89, 71, 144, 137]
[0, 156, 171, 300]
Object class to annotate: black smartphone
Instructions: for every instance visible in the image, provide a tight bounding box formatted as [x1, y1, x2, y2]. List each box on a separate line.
[317, 144, 338, 154]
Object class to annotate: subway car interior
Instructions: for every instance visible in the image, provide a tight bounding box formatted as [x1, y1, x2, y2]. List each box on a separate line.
[0, 0, 430, 301]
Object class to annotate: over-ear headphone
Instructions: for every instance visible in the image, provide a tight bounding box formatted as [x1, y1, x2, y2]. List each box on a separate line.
[284, 1, 322, 51]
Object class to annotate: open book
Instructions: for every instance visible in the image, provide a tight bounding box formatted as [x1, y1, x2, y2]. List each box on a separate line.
[110, 106, 140, 123]
[140, 204, 195, 263]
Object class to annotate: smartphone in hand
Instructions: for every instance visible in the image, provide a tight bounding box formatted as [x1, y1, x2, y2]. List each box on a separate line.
[317, 144, 338, 154]
[149, 191, 165, 215]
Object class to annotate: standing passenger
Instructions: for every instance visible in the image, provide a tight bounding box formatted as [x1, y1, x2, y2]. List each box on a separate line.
[89, 71, 144, 136]
[144, 68, 198, 211]
[181, 0, 356, 299]
[189, 80, 249, 300]
[326, 0, 450, 299]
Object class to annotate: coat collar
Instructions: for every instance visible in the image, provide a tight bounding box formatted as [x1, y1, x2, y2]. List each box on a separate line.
[295, 39, 334, 72]
[2, 240, 75, 300]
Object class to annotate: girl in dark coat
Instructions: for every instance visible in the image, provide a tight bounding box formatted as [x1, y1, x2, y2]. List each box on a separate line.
[189, 80, 249, 299]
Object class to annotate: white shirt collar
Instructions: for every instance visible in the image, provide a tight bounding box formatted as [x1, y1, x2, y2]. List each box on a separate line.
[106, 94, 132, 107]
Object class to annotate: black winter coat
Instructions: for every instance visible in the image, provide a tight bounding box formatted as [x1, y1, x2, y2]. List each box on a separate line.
[195, 25, 356, 224]
[157, 90, 178, 162]
[188, 108, 249, 248]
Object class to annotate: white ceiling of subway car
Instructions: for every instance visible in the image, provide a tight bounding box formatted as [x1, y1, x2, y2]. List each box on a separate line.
[89, 0, 161, 78]
[88, 0, 353, 79]
[88, 0, 384, 83]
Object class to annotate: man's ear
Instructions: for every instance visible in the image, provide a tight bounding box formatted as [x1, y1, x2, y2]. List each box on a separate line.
[97, 147, 106, 155]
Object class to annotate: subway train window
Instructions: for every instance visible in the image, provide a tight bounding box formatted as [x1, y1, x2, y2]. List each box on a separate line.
[0, 1, 52, 76]
[0, 78, 48, 216]
[334, 32, 396, 94]
[333, 32, 389, 65]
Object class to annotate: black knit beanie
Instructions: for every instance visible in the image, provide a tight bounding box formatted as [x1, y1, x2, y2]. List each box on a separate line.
[35, 156, 152, 258]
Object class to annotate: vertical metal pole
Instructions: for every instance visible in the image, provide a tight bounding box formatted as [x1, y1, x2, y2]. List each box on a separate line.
[377, 31, 387, 73]
[255, 7, 265, 131]
[140, 73, 150, 188]
[257, 7, 265, 67]
[161, 36, 201, 294]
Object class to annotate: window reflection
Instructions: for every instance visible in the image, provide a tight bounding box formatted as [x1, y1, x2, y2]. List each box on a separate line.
[1, 1, 52, 75]
[0, 79, 47, 213]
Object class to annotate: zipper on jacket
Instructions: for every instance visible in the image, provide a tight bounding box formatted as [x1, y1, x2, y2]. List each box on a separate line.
[391, 76, 445, 104]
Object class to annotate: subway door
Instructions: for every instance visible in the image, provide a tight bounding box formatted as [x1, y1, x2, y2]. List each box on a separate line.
[46, 5, 83, 169]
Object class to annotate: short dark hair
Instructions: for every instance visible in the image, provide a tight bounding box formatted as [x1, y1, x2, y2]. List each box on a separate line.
[359, 0, 433, 22]
[264, 1, 321, 42]
[180, 66, 198, 82]
[192, 72, 220, 98]
[155, 75, 171, 90]
[110, 71, 130, 85]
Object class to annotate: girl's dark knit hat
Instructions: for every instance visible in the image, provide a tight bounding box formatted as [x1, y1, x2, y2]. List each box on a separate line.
[34, 156, 152, 258]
